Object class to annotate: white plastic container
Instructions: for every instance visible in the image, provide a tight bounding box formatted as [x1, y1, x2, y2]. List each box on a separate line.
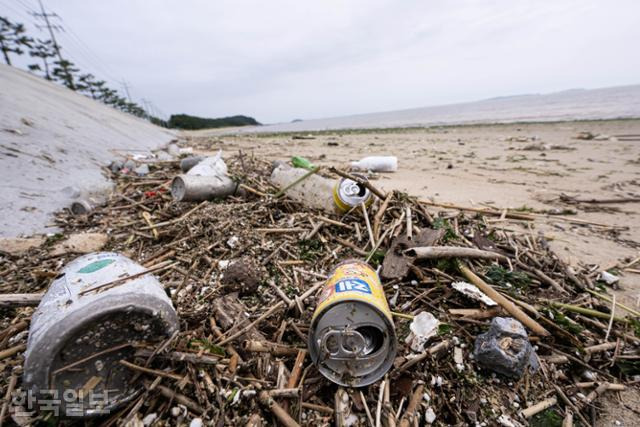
[23, 252, 179, 417]
[350, 156, 398, 172]
[172, 152, 239, 201]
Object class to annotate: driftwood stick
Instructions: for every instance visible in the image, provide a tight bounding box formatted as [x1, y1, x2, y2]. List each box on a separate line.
[259, 390, 300, 427]
[521, 396, 557, 418]
[134, 348, 223, 365]
[373, 193, 393, 239]
[216, 301, 285, 346]
[362, 202, 376, 249]
[242, 340, 301, 357]
[0, 374, 17, 425]
[119, 359, 184, 382]
[563, 410, 573, 427]
[546, 301, 626, 323]
[406, 246, 507, 261]
[0, 293, 43, 307]
[575, 382, 626, 391]
[554, 385, 590, 427]
[448, 308, 502, 319]
[154, 383, 204, 414]
[419, 200, 625, 229]
[0, 343, 26, 361]
[398, 384, 424, 427]
[359, 390, 375, 427]
[301, 402, 333, 414]
[459, 263, 550, 336]
[375, 379, 385, 427]
[286, 349, 307, 389]
[586, 289, 640, 317]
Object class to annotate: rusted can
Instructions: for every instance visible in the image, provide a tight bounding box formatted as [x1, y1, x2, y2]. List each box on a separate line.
[332, 176, 373, 213]
[23, 252, 179, 417]
[308, 260, 396, 386]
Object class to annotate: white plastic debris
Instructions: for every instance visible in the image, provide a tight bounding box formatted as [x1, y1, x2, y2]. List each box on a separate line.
[405, 311, 440, 352]
[598, 271, 619, 285]
[142, 413, 158, 426]
[451, 281, 497, 306]
[167, 143, 180, 156]
[188, 150, 227, 177]
[425, 407, 436, 424]
[190, 418, 203, 427]
[227, 236, 239, 248]
[497, 414, 517, 427]
[350, 155, 398, 172]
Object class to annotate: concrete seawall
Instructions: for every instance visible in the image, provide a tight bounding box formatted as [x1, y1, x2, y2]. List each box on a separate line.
[0, 64, 176, 237]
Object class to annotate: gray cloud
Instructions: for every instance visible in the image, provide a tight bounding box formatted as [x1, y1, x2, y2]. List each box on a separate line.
[3, 0, 639, 123]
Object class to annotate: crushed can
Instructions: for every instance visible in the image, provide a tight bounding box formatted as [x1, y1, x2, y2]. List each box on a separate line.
[333, 175, 373, 213]
[308, 260, 396, 387]
[23, 252, 179, 417]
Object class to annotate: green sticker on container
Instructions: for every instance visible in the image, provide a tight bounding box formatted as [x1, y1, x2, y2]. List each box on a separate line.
[77, 258, 115, 274]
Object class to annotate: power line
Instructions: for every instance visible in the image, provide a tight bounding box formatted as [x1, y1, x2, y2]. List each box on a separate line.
[60, 23, 122, 82]
[7, 0, 166, 121]
[0, 0, 35, 23]
[14, 0, 38, 15]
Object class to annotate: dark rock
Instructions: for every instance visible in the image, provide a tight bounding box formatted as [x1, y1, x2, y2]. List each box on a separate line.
[474, 317, 534, 379]
[221, 257, 261, 295]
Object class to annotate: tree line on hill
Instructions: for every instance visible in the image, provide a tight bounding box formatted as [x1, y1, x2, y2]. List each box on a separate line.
[168, 114, 260, 129]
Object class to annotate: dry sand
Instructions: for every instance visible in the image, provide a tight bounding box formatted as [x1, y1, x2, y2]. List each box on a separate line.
[188, 119, 640, 425]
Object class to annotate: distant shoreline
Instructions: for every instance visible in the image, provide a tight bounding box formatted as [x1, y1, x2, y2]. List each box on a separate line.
[214, 117, 640, 137]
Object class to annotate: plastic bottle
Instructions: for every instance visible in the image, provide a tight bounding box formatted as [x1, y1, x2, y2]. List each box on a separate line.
[350, 156, 398, 172]
[270, 164, 335, 212]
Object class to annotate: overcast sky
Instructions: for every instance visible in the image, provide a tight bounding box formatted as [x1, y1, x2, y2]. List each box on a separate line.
[3, 0, 639, 123]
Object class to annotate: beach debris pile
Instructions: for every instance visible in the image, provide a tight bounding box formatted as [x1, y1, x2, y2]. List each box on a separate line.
[0, 147, 638, 426]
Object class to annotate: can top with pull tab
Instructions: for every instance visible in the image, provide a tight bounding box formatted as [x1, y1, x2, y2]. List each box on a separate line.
[333, 176, 373, 213]
[309, 260, 396, 387]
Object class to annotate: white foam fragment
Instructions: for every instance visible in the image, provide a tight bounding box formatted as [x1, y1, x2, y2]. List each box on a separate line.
[451, 281, 497, 306]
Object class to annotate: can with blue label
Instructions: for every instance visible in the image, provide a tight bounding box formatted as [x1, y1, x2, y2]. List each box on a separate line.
[308, 260, 396, 386]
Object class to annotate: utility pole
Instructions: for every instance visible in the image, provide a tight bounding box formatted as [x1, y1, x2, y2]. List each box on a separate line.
[141, 98, 152, 117]
[32, 0, 74, 89]
[120, 80, 132, 103]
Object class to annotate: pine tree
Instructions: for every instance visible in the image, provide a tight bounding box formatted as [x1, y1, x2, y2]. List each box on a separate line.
[0, 16, 33, 65]
[28, 38, 55, 80]
[52, 58, 79, 90]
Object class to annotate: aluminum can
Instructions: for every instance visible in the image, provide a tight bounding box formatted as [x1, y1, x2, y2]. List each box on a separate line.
[332, 176, 373, 213]
[23, 252, 179, 417]
[308, 260, 396, 387]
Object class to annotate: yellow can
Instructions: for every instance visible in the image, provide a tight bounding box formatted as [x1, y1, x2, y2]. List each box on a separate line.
[308, 260, 396, 387]
[332, 176, 373, 213]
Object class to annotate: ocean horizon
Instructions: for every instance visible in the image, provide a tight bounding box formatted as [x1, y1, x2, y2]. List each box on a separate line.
[237, 84, 640, 133]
